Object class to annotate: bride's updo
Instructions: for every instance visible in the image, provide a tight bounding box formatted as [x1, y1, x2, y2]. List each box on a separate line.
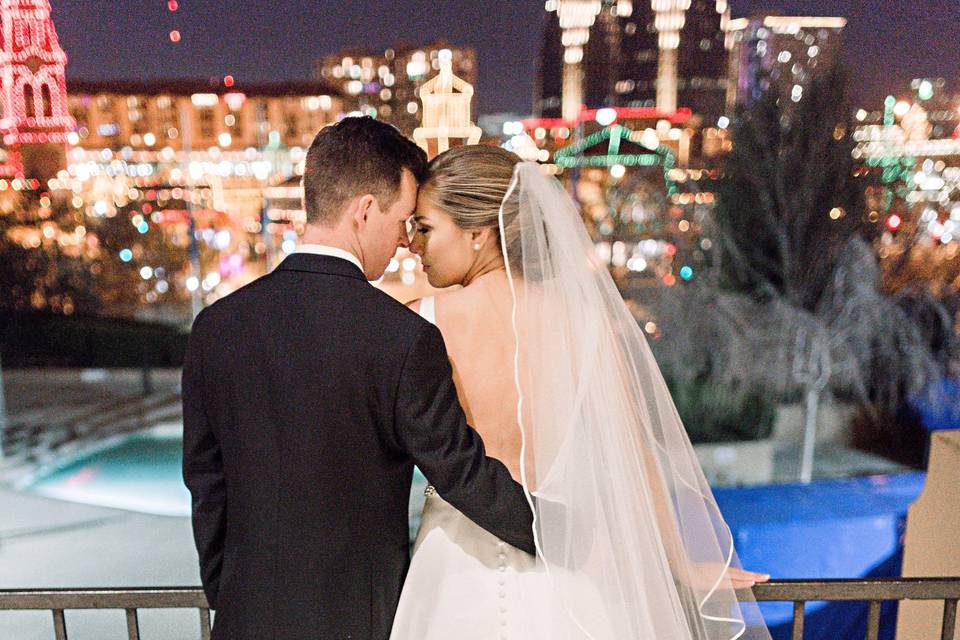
[421, 146, 522, 248]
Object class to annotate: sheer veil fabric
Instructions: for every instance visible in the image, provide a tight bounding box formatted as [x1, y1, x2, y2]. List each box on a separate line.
[497, 162, 771, 639]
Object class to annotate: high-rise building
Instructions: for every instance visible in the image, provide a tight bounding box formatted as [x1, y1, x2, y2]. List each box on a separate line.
[316, 41, 477, 135]
[534, 8, 564, 118]
[726, 15, 845, 110]
[0, 0, 75, 179]
[535, 0, 730, 122]
[316, 48, 392, 119]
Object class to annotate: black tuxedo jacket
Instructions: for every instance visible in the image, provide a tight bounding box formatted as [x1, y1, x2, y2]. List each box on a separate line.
[182, 253, 535, 640]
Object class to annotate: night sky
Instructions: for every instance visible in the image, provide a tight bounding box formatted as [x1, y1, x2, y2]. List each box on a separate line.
[52, 0, 960, 116]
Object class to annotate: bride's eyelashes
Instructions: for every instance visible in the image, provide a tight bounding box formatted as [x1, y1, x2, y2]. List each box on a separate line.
[416, 226, 431, 235]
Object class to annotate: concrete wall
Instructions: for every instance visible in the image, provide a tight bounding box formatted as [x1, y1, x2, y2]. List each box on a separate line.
[897, 430, 960, 640]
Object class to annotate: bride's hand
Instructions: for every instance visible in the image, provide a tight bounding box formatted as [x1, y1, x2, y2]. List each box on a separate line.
[681, 563, 771, 591]
[725, 567, 771, 589]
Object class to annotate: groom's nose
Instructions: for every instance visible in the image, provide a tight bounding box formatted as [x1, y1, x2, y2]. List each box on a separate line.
[397, 223, 411, 249]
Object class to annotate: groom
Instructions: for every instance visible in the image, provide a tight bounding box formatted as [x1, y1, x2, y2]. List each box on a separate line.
[182, 117, 536, 640]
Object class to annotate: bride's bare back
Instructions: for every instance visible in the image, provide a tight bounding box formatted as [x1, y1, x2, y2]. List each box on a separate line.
[413, 271, 525, 482]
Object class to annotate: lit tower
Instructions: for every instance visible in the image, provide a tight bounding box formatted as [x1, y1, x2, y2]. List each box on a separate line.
[0, 0, 75, 179]
[412, 51, 481, 159]
[553, 0, 603, 121]
[539, 1, 729, 120]
[652, 0, 688, 113]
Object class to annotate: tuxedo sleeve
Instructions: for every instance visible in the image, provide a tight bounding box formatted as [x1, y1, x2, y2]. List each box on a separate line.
[394, 322, 535, 555]
[181, 314, 226, 609]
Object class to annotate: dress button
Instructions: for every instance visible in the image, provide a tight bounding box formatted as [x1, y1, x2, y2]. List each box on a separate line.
[498, 590, 507, 599]
[499, 565, 507, 572]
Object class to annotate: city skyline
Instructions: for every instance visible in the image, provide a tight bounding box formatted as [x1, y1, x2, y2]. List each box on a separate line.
[52, 0, 960, 116]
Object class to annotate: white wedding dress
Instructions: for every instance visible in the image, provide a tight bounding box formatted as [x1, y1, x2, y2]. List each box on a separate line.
[389, 297, 611, 640]
[390, 163, 769, 640]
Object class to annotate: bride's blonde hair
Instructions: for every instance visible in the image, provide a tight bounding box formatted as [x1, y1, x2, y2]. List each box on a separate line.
[421, 145, 521, 236]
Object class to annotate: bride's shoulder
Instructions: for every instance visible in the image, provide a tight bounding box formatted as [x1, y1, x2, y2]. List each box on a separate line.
[435, 287, 475, 309]
[437, 286, 503, 322]
[405, 287, 494, 324]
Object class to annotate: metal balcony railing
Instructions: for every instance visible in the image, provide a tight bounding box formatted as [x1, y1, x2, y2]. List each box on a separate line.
[750, 577, 960, 640]
[0, 587, 210, 640]
[1, 577, 958, 640]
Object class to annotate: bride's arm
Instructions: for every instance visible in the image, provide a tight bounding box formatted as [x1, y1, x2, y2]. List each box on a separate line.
[393, 321, 536, 555]
[639, 416, 769, 590]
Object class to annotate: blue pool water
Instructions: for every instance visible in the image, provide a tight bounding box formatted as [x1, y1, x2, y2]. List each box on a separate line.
[23, 427, 192, 516]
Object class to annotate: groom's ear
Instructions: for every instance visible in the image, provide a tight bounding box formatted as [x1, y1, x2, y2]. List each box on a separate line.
[353, 194, 376, 228]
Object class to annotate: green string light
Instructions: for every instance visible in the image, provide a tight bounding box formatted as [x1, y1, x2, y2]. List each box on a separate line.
[555, 124, 678, 193]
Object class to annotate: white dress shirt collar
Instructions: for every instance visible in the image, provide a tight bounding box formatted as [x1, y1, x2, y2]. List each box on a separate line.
[293, 244, 364, 274]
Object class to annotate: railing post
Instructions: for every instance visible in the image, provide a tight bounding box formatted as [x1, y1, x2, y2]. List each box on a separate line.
[791, 600, 805, 640]
[943, 599, 958, 640]
[52, 608, 67, 640]
[125, 608, 140, 640]
[866, 600, 881, 640]
[200, 607, 212, 640]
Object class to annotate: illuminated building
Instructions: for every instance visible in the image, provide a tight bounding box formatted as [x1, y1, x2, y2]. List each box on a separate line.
[66, 79, 342, 151]
[905, 79, 960, 140]
[535, 0, 730, 123]
[315, 48, 392, 120]
[503, 104, 725, 290]
[35, 79, 341, 316]
[0, 0, 76, 179]
[851, 84, 960, 294]
[316, 41, 477, 135]
[856, 78, 960, 140]
[726, 15, 845, 110]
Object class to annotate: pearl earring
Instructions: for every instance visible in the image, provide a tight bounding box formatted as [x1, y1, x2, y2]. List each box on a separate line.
[473, 243, 481, 251]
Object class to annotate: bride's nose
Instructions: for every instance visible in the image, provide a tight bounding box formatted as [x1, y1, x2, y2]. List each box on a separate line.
[408, 235, 424, 256]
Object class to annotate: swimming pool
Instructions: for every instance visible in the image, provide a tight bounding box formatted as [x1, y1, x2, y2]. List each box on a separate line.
[19, 425, 192, 516]
[19, 425, 430, 538]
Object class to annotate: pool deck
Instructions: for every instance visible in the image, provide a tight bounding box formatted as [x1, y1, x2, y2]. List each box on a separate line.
[0, 487, 200, 639]
[0, 369, 200, 636]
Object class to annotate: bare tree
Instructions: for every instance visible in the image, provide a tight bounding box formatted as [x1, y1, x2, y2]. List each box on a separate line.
[646, 68, 946, 481]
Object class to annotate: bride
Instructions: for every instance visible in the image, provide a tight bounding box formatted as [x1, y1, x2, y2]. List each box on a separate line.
[390, 146, 771, 640]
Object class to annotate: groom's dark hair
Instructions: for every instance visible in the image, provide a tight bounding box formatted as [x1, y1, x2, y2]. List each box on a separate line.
[302, 116, 428, 225]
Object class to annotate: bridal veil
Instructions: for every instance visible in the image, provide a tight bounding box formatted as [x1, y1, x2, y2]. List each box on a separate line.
[498, 162, 770, 640]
